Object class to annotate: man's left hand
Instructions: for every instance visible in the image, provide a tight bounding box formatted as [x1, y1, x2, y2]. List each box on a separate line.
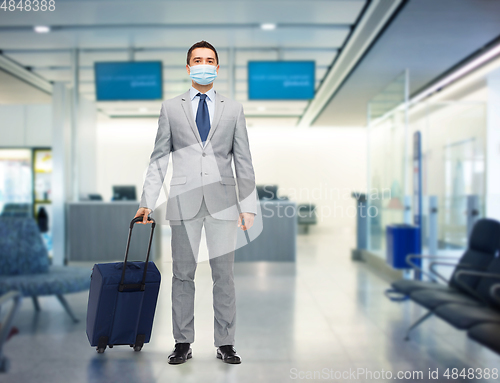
[238, 212, 255, 231]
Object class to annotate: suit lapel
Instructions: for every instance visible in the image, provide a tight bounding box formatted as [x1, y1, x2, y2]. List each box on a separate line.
[181, 90, 202, 148]
[180, 89, 226, 149]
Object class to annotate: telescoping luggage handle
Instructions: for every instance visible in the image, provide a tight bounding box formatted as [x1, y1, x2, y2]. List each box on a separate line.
[119, 216, 156, 292]
[235, 200, 251, 244]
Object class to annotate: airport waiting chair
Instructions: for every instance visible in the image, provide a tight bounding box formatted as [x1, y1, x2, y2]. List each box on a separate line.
[385, 218, 500, 340]
[432, 267, 500, 329]
[0, 203, 32, 218]
[466, 283, 500, 355]
[409, 221, 500, 311]
[0, 216, 91, 323]
[403, 263, 500, 345]
[468, 323, 500, 354]
[388, 218, 500, 298]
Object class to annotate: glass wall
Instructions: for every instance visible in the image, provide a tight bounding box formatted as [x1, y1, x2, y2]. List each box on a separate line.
[367, 72, 486, 259]
[367, 71, 409, 258]
[408, 101, 486, 251]
[367, 109, 407, 257]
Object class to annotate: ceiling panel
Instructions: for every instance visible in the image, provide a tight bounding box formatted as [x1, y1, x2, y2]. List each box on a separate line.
[0, 70, 51, 104]
[0, 0, 368, 122]
[5, 52, 72, 67]
[1, 1, 366, 26]
[312, 0, 500, 127]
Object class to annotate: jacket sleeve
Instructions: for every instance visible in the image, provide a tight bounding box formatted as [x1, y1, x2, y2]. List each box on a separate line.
[139, 102, 172, 213]
[233, 104, 258, 215]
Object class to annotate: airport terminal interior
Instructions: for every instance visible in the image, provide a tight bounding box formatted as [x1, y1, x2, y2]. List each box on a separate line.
[1, 0, 500, 382]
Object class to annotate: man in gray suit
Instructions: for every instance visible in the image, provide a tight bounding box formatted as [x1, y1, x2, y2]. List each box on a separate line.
[134, 40, 257, 365]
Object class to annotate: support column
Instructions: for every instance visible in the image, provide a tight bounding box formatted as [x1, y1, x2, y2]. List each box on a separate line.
[52, 82, 72, 266]
[486, 67, 500, 219]
[71, 48, 80, 202]
[77, 97, 97, 199]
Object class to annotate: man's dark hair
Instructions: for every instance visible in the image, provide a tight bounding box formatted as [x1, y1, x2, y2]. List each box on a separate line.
[187, 40, 219, 66]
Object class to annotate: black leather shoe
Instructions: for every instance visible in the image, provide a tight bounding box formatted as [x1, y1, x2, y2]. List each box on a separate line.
[216, 345, 241, 364]
[168, 343, 192, 364]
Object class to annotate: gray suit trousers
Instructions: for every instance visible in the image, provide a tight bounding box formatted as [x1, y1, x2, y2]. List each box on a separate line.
[170, 196, 238, 347]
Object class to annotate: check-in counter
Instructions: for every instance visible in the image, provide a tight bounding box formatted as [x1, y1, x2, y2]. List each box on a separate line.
[235, 200, 297, 262]
[67, 199, 297, 263]
[66, 201, 158, 262]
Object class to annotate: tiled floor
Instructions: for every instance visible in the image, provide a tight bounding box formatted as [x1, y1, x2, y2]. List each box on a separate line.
[2, 228, 499, 382]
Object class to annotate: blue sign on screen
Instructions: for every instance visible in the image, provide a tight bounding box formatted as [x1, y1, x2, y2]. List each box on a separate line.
[95, 61, 163, 101]
[248, 61, 315, 100]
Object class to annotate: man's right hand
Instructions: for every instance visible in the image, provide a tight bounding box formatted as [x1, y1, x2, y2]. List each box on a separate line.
[134, 207, 152, 224]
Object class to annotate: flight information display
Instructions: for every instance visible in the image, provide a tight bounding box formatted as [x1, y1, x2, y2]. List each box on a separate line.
[248, 61, 315, 100]
[94, 61, 163, 101]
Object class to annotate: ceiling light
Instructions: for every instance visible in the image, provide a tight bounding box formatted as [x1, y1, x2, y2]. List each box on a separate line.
[261, 23, 276, 30]
[139, 107, 148, 113]
[257, 106, 266, 111]
[34, 26, 51, 33]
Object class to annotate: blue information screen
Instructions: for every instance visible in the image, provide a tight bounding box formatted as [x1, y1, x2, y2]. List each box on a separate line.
[94, 61, 163, 101]
[248, 61, 315, 100]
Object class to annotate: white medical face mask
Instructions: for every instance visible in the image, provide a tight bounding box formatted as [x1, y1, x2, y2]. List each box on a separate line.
[188, 64, 217, 85]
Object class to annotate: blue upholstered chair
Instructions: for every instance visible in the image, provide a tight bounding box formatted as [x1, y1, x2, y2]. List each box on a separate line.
[0, 216, 91, 323]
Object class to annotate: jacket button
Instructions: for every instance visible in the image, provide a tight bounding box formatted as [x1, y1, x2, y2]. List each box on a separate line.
[202, 153, 206, 157]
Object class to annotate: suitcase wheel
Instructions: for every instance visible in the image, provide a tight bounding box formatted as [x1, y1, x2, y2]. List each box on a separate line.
[96, 336, 108, 354]
[132, 334, 145, 352]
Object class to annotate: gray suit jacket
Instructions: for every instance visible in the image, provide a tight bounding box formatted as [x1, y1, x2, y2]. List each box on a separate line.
[140, 89, 257, 221]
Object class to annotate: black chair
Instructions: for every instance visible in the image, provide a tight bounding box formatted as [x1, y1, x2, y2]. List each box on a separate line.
[433, 267, 500, 330]
[385, 218, 500, 340]
[405, 255, 500, 341]
[390, 218, 500, 297]
[467, 284, 500, 354]
[468, 323, 500, 354]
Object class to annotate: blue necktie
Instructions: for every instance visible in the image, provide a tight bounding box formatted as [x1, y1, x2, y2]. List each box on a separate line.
[196, 93, 210, 144]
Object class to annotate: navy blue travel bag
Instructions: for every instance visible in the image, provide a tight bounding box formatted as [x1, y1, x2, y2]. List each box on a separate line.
[86, 216, 161, 353]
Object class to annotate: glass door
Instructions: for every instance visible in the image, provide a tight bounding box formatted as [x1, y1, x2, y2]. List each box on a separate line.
[443, 137, 484, 249]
